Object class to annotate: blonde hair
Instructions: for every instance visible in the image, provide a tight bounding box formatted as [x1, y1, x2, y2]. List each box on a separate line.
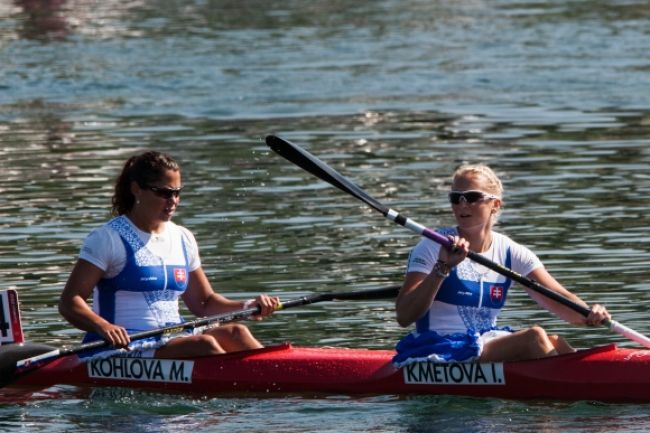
[452, 163, 503, 198]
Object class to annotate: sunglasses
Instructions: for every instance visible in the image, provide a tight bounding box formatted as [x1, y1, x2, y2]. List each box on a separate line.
[147, 185, 183, 199]
[448, 190, 498, 205]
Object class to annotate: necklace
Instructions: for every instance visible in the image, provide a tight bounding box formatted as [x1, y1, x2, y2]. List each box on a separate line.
[151, 233, 166, 243]
[471, 243, 495, 277]
[456, 239, 496, 281]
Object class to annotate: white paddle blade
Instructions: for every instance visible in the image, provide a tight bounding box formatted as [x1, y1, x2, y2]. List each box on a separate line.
[0, 289, 24, 345]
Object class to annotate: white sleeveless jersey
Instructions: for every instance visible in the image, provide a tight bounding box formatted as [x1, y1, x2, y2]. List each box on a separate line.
[407, 227, 542, 335]
[79, 216, 201, 331]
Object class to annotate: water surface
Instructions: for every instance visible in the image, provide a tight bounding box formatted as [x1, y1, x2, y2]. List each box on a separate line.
[2, 0, 650, 432]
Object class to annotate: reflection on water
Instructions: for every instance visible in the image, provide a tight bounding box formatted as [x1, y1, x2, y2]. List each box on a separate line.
[400, 396, 650, 433]
[3, 0, 650, 431]
[3, 1, 650, 118]
[6, 0, 146, 41]
[2, 108, 650, 352]
[5, 388, 650, 433]
[2, 113, 650, 432]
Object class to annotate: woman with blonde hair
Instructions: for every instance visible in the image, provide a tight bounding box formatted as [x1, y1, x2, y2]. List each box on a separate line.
[394, 164, 610, 365]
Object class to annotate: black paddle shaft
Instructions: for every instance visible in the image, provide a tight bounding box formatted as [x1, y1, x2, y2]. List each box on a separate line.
[265, 134, 592, 318]
[0, 285, 400, 388]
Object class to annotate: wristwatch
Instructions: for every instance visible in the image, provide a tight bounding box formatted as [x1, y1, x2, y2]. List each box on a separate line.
[433, 259, 451, 278]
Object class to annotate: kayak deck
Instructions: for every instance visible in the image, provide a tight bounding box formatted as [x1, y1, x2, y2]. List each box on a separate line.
[10, 343, 650, 402]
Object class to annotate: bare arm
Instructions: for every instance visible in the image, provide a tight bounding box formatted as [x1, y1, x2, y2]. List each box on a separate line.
[395, 236, 470, 327]
[395, 271, 445, 327]
[525, 267, 610, 326]
[182, 266, 279, 318]
[59, 259, 131, 347]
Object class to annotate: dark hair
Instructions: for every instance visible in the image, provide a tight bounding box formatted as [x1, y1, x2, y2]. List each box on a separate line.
[111, 151, 180, 216]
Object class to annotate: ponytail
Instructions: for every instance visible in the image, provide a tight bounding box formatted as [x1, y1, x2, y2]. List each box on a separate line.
[111, 151, 180, 216]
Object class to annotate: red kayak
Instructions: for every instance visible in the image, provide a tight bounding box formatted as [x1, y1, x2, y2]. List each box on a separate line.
[9, 342, 650, 402]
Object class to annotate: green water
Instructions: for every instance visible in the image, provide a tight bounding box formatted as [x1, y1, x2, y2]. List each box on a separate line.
[2, 1, 650, 431]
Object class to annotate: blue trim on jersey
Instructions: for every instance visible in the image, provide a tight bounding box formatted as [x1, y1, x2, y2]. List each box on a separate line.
[83, 217, 191, 343]
[415, 248, 513, 335]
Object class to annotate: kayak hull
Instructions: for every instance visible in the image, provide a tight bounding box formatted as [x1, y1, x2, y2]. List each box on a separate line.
[10, 343, 650, 402]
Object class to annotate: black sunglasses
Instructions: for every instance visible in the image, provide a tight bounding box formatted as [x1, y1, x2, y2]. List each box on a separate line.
[147, 185, 183, 199]
[448, 190, 498, 205]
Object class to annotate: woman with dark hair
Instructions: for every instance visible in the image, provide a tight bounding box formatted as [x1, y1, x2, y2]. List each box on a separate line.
[59, 151, 279, 358]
